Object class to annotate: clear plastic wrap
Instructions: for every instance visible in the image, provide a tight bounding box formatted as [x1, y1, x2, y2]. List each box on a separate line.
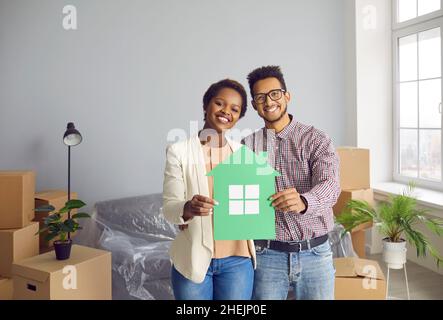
[75, 193, 176, 300]
[328, 223, 357, 258]
[93, 193, 177, 241]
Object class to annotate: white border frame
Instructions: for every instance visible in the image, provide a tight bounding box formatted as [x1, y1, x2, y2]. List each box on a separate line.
[393, 16, 443, 191]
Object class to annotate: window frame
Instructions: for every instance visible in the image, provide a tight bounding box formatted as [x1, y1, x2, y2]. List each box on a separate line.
[393, 0, 443, 30]
[393, 10, 443, 190]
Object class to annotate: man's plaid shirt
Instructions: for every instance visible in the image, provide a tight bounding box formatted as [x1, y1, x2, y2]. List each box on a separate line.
[242, 115, 341, 241]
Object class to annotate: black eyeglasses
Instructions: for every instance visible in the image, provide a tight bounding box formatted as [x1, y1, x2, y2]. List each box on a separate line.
[253, 89, 286, 104]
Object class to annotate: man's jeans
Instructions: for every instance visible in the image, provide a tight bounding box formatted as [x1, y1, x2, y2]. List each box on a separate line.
[171, 256, 254, 300]
[252, 240, 335, 300]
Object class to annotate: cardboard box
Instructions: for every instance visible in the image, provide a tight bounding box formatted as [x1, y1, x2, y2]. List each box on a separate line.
[35, 190, 78, 214]
[333, 189, 374, 258]
[0, 171, 35, 229]
[0, 277, 13, 300]
[34, 190, 78, 251]
[333, 189, 374, 217]
[334, 257, 386, 300]
[352, 229, 369, 258]
[0, 222, 39, 277]
[12, 245, 112, 300]
[337, 148, 370, 190]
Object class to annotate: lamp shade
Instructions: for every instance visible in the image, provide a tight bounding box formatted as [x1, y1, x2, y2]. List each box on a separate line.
[63, 122, 82, 146]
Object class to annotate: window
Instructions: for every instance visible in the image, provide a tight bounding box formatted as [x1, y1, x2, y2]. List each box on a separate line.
[394, 0, 443, 189]
[397, 0, 441, 23]
[228, 185, 259, 215]
[397, 0, 441, 22]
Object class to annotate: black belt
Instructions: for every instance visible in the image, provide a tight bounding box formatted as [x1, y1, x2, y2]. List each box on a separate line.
[254, 234, 329, 253]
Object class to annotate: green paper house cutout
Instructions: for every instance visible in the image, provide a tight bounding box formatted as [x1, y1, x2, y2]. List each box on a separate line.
[207, 145, 280, 240]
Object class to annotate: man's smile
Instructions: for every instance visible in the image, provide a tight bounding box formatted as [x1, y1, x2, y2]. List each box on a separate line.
[264, 105, 280, 113]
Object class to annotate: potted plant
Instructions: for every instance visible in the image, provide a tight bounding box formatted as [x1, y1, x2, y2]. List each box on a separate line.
[336, 184, 443, 269]
[36, 199, 91, 260]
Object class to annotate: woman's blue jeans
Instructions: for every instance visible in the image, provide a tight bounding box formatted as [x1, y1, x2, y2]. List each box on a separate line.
[171, 256, 254, 300]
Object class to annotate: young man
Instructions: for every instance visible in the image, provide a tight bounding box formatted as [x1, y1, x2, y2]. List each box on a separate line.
[242, 65, 340, 300]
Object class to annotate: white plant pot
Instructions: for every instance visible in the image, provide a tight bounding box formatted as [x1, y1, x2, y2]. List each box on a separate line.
[382, 238, 407, 269]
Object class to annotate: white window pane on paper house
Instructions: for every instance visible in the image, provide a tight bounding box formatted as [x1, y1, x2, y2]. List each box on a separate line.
[399, 34, 418, 82]
[419, 27, 441, 80]
[229, 200, 244, 215]
[419, 129, 441, 180]
[398, 0, 417, 22]
[245, 185, 259, 199]
[419, 79, 442, 128]
[229, 185, 243, 199]
[418, 0, 441, 16]
[400, 129, 418, 177]
[244, 200, 259, 215]
[400, 82, 418, 127]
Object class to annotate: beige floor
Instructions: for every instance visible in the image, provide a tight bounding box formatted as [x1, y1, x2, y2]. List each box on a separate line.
[367, 254, 443, 300]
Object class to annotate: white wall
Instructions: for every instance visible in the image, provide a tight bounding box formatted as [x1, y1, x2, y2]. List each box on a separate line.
[345, 0, 358, 147]
[345, 0, 393, 186]
[355, 0, 393, 185]
[345, 0, 393, 254]
[0, 0, 348, 211]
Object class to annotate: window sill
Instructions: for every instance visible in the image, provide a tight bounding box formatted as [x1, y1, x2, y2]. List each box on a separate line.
[373, 182, 443, 217]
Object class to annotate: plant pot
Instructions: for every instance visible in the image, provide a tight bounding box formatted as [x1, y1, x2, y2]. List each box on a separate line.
[382, 238, 407, 269]
[54, 240, 73, 260]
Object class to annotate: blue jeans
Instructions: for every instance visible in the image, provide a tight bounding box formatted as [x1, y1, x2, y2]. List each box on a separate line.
[171, 256, 254, 300]
[252, 240, 335, 300]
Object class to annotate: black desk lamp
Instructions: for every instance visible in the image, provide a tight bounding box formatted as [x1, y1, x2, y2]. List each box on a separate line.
[63, 122, 82, 240]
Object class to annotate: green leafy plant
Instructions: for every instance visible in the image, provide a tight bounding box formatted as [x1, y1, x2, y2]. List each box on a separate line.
[35, 199, 91, 242]
[336, 184, 443, 267]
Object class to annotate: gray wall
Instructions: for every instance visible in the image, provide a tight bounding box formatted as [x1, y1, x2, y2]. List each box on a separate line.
[0, 0, 347, 210]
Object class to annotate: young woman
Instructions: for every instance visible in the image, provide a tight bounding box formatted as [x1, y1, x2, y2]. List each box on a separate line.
[162, 79, 255, 300]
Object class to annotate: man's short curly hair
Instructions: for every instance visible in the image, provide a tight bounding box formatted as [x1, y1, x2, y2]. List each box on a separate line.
[203, 79, 247, 119]
[247, 65, 287, 96]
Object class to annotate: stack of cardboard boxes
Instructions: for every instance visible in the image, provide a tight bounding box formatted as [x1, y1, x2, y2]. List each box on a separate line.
[334, 147, 373, 258]
[13, 190, 112, 299]
[0, 171, 39, 300]
[333, 148, 386, 300]
[0, 171, 112, 300]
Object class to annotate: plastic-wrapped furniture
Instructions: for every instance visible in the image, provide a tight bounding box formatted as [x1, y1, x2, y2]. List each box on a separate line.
[77, 193, 176, 300]
[77, 193, 356, 300]
[329, 223, 358, 258]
